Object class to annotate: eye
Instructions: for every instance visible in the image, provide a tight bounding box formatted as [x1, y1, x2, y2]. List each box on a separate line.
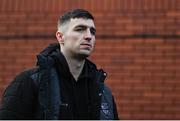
[90, 28, 96, 35]
[75, 27, 86, 32]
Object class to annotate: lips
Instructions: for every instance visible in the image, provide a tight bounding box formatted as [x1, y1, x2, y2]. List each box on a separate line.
[80, 43, 92, 47]
[80, 43, 92, 49]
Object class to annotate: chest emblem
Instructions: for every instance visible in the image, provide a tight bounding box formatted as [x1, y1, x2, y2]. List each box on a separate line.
[101, 102, 110, 116]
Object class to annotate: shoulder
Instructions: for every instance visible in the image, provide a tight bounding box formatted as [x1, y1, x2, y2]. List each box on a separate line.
[103, 84, 112, 94]
[16, 68, 37, 78]
[10, 68, 39, 86]
[0, 68, 40, 119]
[3, 68, 39, 98]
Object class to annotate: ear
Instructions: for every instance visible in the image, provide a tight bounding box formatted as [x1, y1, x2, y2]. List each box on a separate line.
[56, 31, 64, 44]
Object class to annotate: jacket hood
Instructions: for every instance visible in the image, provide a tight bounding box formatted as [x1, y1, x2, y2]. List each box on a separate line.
[36, 43, 60, 69]
[36, 43, 107, 82]
[38, 43, 60, 57]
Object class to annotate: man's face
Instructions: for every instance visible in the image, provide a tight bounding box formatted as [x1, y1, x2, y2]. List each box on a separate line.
[60, 18, 96, 58]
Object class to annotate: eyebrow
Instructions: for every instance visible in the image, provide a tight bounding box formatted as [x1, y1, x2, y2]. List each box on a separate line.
[74, 24, 96, 32]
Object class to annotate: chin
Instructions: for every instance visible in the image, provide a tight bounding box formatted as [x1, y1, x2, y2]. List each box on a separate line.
[78, 51, 91, 58]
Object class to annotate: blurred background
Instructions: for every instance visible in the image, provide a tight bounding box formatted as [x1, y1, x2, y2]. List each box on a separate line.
[0, 0, 180, 119]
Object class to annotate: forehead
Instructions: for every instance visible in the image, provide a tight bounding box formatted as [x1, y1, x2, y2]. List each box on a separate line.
[69, 18, 95, 28]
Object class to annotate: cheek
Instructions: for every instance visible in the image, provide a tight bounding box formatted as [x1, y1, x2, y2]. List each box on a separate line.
[64, 34, 82, 49]
[65, 33, 81, 42]
[92, 38, 96, 46]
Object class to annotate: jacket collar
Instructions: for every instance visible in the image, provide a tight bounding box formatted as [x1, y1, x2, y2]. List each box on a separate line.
[36, 43, 107, 82]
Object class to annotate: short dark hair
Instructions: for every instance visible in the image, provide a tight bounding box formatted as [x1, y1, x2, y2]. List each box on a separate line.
[58, 9, 94, 27]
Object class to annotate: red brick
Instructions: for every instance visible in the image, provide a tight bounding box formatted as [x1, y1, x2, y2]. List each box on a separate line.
[1, 0, 180, 119]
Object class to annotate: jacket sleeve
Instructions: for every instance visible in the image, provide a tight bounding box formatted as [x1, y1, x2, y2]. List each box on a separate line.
[0, 71, 38, 119]
[112, 96, 119, 120]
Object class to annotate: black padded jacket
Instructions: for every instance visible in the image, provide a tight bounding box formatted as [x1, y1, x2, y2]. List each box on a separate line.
[0, 44, 119, 120]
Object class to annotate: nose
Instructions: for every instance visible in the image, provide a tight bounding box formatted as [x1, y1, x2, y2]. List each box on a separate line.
[84, 29, 92, 41]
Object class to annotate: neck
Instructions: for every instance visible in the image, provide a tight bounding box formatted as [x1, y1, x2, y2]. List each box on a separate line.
[62, 51, 85, 81]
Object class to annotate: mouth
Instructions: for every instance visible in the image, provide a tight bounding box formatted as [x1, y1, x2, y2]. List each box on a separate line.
[80, 43, 92, 49]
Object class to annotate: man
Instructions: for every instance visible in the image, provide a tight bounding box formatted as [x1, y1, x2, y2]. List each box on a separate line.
[0, 9, 119, 120]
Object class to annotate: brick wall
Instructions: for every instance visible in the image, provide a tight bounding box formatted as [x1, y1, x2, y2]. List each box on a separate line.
[0, 0, 180, 119]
